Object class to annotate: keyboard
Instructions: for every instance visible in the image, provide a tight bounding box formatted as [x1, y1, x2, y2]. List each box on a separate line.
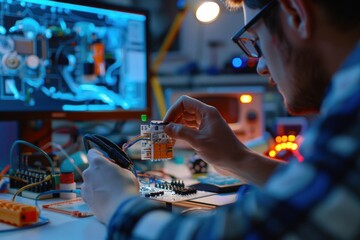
[189, 173, 247, 193]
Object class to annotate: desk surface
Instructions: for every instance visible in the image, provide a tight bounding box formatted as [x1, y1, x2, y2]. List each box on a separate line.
[0, 161, 238, 239]
[0, 193, 107, 240]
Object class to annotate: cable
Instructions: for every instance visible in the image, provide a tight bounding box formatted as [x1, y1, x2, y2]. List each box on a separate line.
[9, 140, 55, 174]
[34, 189, 81, 213]
[151, 4, 189, 118]
[83, 134, 138, 177]
[122, 135, 149, 151]
[41, 141, 83, 180]
[12, 175, 52, 201]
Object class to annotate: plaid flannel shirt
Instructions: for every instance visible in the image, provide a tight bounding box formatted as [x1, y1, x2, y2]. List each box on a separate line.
[107, 41, 360, 240]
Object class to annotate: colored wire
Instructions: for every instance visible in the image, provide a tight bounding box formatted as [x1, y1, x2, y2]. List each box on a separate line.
[151, 4, 189, 118]
[34, 189, 81, 213]
[83, 134, 138, 178]
[122, 135, 149, 151]
[9, 140, 55, 174]
[0, 164, 10, 180]
[41, 141, 83, 180]
[12, 175, 52, 202]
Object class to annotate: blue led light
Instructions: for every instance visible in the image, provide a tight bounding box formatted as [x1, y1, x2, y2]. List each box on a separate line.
[232, 57, 243, 68]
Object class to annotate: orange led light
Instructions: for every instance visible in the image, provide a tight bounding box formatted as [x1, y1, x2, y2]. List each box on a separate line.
[240, 94, 253, 104]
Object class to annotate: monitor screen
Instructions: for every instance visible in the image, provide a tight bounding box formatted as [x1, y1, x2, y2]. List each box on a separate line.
[0, 0, 151, 121]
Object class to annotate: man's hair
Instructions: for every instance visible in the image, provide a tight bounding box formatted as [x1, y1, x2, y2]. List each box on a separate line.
[223, 0, 360, 33]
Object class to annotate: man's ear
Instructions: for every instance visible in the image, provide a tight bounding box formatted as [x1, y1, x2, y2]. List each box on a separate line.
[278, 0, 311, 39]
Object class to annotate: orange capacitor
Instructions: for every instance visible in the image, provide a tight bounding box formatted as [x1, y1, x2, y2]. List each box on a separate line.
[92, 41, 105, 76]
[0, 199, 39, 226]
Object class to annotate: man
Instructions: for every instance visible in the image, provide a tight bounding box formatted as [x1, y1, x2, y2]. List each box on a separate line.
[81, 0, 360, 239]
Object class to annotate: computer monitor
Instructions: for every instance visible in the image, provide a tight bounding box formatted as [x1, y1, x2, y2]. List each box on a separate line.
[0, 0, 151, 144]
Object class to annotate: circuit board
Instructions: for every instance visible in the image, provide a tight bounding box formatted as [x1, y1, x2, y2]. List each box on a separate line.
[140, 121, 174, 161]
[139, 178, 215, 203]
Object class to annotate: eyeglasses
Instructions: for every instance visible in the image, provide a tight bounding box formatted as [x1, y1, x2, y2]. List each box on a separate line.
[232, 0, 278, 58]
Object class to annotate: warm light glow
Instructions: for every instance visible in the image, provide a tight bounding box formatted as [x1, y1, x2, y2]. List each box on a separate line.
[281, 135, 288, 142]
[240, 94, 253, 104]
[275, 136, 282, 143]
[291, 143, 298, 150]
[288, 135, 296, 142]
[269, 150, 276, 157]
[286, 142, 292, 149]
[275, 144, 282, 151]
[196, 1, 220, 23]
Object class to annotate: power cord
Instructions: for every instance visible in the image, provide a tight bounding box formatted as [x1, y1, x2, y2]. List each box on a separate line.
[83, 134, 138, 177]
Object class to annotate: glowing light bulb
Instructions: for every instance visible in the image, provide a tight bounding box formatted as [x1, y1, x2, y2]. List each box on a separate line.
[288, 135, 296, 142]
[232, 57, 243, 68]
[196, 1, 220, 23]
[275, 144, 282, 152]
[240, 94, 253, 104]
[269, 150, 276, 157]
[291, 143, 298, 150]
[275, 136, 282, 143]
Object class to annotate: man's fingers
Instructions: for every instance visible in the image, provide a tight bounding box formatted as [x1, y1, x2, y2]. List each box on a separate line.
[165, 123, 199, 145]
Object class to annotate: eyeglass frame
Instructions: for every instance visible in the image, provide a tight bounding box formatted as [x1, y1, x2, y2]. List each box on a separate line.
[231, 0, 278, 58]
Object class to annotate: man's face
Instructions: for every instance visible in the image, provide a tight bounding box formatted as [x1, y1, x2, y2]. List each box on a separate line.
[243, 4, 329, 115]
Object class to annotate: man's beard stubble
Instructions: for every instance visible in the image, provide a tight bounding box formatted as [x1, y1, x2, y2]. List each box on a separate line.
[280, 37, 331, 116]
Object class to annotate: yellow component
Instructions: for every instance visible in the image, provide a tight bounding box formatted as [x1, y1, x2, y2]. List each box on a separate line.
[281, 135, 288, 142]
[0, 199, 39, 227]
[151, 6, 189, 119]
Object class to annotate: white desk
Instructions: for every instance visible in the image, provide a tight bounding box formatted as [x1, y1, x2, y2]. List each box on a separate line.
[0, 193, 107, 240]
[0, 161, 238, 239]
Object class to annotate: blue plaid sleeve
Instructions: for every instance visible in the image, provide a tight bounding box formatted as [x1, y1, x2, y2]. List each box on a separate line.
[107, 43, 360, 240]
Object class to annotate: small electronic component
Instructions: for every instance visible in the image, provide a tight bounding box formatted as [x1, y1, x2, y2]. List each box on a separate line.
[188, 153, 208, 177]
[0, 199, 39, 227]
[140, 121, 174, 161]
[139, 178, 214, 203]
[9, 169, 58, 199]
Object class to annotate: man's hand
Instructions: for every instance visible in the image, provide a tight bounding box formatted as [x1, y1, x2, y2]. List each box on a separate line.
[81, 149, 139, 225]
[163, 96, 283, 186]
[163, 95, 246, 170]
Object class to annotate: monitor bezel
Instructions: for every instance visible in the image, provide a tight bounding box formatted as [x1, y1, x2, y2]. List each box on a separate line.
[0, 0, 152, 121]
